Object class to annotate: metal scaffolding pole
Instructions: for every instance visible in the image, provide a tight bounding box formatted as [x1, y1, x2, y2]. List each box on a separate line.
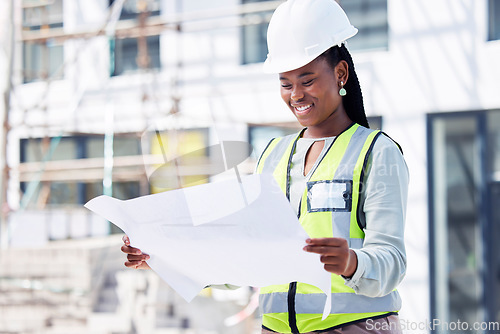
[20, 0, 283, 43]
[0, 0, 14, 249]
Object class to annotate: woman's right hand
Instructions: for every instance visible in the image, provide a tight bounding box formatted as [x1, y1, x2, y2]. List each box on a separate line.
[121, 235, 151, 269]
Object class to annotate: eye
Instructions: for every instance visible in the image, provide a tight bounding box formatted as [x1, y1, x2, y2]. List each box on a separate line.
[302, 79, 314, 86]
[281, 83, 292, 89]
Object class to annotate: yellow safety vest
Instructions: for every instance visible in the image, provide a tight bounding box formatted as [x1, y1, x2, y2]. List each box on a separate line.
[256, 123, 401, 333]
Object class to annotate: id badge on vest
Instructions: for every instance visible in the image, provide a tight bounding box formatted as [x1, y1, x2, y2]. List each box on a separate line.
[307, 179, 353, 212]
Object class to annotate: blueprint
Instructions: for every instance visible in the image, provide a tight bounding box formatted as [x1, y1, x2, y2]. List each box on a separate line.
[85, 173, 332, 319]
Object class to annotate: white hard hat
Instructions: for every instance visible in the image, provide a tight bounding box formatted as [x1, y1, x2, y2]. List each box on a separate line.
[263, 0, 358, 74]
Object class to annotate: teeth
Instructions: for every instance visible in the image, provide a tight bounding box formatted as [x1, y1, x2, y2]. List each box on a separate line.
[295, 104, 312, 112]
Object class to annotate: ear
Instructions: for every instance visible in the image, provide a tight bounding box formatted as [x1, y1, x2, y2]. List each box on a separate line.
[335, 60, 349, 85]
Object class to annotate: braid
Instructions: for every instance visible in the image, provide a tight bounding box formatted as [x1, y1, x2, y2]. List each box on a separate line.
[320, 45, 369, 128]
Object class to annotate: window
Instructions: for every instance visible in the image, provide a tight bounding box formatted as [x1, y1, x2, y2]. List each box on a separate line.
[240, 0, 274, 65]
[339, 0, 389, 51]
[249, 124, 301, 158]
[20, 135, 142, 208]
[487, 111, 500, 329]
[428, 110, 500, 332]
[489, 0, 500, 41]
[116, 0, 160, 20]
[239, 0, 388, 65]
[367, 116, 382, 130]
[22, 0, 64, 83]
[111, 35, 161, 75]
[109, 0, 161, 75]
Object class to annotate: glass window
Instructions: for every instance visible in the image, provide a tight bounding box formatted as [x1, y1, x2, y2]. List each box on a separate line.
[486, 110, 500, 325]
[115, 0, 161, 20]
[21, 137, 79, 163]
[23, 0, 63, 26]
[248, 124, 301, 159]
[489, 0, 500, 41]
[22, 0, 64, 83]
[86, 135, 142, 158]
[20, 135, 143, 208]
[109, 0, 161, 75]
[428, 111, 500, 332]
[240, 0, 388, 64]
[429, 115, 483, 331]
[240, 0, 273, 65]
[111, 35, 161, 76]
[85, 181, 140, 202]
[340, 0, 389, 51]
[367, 116, 382, 130]
[48, 182, 79, 205]
[488, 110, 500, 179]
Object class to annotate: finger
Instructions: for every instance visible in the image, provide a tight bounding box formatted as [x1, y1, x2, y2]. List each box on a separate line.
[319, 255, 343, 264]
[305, 238, 346, 246]
[125, 259, 151, 270]
[125, 260, 143, 268]
[303, 245, 344, 255]
[127, 254, 150, 262]
[138, 261, 151, 270]
[122, 235, 130, 246]
[323, 264, 344, 274]
[121, 244, 142, 255]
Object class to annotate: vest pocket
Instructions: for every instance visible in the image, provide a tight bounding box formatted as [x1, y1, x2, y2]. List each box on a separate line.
[307, 179, 353, 212]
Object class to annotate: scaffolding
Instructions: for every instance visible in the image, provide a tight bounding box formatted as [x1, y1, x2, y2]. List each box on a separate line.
[8, 0, 286, 209]
[0, 1, 290, 333]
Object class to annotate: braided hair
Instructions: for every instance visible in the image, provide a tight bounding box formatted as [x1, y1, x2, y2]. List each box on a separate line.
[319, 44, 369, 128]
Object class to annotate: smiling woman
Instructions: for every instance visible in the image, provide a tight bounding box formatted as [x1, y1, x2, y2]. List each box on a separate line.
[120, 0, 409, 333]
[255, 0, 409, 333]
[278, 57, 351, 138]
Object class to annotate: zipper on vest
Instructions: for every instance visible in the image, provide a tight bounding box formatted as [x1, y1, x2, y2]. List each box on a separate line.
[287, 282, 299, 334]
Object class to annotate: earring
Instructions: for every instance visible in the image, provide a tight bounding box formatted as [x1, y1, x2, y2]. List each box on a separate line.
[339, 81, 347, 96]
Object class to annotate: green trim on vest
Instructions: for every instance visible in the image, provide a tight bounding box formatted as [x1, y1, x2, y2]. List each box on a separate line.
[272, 133, 301, 196]
[349, 130, 380, 239]
[256, 137, 282, 174]
[263, 311, 390, 334]
[260, 284, 290, 294]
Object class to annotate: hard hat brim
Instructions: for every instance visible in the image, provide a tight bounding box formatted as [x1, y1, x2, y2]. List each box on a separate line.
[262, 26, 358, 74]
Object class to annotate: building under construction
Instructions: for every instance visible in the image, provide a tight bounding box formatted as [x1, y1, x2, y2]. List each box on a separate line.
[1, 0, 500, 333]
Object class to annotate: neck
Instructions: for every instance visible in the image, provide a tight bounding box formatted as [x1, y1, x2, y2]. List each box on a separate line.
[303, 107, 353, 138]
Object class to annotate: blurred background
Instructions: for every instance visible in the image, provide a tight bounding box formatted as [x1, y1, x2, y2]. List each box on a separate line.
[0, 0, 499, 333]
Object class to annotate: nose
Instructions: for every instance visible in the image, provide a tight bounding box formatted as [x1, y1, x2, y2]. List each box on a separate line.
[291, 86, 304, 102]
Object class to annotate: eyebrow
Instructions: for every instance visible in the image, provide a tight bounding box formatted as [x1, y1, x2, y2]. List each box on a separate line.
[279, 72, 315, 80]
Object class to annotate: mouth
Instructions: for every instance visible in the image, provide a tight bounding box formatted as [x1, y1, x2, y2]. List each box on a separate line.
[292, 103, 313, 115]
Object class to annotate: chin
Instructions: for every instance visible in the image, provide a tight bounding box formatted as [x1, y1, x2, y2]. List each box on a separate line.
[293, 115, 314, 126]
[297, 120, 310, 127]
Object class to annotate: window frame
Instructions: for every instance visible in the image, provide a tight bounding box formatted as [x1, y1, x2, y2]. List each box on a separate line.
[339, 0, 389, 52]
[19, 134, 143, 207]
[108, 0, 162, 76]
[427, 110, 499, 332]
[240, 0, 274, 65]
[488, 0, 500, 41]
[22, 1, 64, 83]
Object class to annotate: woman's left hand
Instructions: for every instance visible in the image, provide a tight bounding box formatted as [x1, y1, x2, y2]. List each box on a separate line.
[303, 238, 358, 278]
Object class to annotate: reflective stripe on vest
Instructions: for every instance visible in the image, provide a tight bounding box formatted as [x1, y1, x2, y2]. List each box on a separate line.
[256, 124, 401, 333]
[260, 291, 401, 314]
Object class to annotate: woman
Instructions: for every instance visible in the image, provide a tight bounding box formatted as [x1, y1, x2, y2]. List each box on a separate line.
[122, 0, 408, 333]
